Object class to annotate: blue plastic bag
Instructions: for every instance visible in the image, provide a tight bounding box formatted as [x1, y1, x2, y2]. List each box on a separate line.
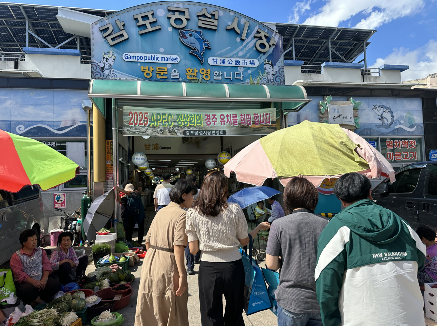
[63, 282, 80, 292]
[261, 268, 280, 315]
[240, 236, 271, 315]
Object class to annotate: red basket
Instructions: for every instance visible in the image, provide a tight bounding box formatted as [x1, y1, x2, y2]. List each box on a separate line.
[96, 232, 110, 235]
[112, 283, 131, 294]
[113, 288, 133, 310]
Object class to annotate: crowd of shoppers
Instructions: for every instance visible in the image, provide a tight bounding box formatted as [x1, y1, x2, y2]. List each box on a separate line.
[133, 171, 430, 326]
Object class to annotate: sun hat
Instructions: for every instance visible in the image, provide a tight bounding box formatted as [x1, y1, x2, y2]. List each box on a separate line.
[124, 184, 135, 192]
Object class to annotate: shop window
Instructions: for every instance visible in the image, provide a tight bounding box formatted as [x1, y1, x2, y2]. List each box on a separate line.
[388, 168, 422, 194]
[63, 174, 87, 189]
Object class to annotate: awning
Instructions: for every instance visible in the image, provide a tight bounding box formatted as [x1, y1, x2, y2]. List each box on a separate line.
[89, 80, 309, 117]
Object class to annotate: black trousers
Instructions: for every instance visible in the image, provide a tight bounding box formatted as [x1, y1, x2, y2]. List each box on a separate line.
[15, 274, 61, 304]
[55, 255, 89, 285]
[125, 216, 145, 243]
[198, 260, 245, 326]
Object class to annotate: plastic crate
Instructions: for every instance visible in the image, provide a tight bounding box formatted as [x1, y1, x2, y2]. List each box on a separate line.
[97, 258, 129, 272]
[71, 318, 83, 326]
[76, 307, 87, 324]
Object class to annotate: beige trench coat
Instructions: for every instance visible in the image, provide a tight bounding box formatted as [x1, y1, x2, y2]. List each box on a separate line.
[134, 202, 189, 326]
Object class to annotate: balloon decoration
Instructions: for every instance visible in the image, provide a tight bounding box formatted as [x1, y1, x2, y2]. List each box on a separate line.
[132, 152, 147, 166]
[138, 161, 149, 170]
[145, 168, 153, 175]
[205, 158, 216, 170]
[217, 151, 231, 165]
[186, 169, 193, 175]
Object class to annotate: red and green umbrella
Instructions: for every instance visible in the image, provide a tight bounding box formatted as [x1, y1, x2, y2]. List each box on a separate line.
[0, 129, 79, 192]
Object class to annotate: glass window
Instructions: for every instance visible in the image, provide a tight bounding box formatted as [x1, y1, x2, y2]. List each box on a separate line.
[426, 165, 437, 196]
[63, 174, 87, 189]
[388, 168, 422, 194]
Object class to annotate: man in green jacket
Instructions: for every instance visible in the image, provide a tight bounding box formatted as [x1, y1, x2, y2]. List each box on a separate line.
[315, 172, 426, 326]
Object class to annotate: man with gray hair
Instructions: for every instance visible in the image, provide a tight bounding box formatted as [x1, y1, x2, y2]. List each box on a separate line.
[315, 172, 426, 326]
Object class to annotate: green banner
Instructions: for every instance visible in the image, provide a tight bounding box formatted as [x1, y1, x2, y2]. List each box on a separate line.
[122, 107, 276, 136]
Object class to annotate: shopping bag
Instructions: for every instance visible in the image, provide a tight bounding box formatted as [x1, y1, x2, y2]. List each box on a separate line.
[240, 235, 271, 315]
[0, 269, 16, 305]
[261, 268, 280, 315]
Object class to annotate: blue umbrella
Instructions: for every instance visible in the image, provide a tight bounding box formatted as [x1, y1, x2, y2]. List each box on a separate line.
[228, 186, 281, 209]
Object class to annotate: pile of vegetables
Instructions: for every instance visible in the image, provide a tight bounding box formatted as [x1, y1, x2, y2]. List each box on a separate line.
[98, 228, 110, 233]
[109, 268, 135, 285]
[15, 308, 58, 326]
[92, 243, 112, 257]
[95, 310, 115, 324]
[115, 242, 129, 253]
[15, 307, 80, 326]
[59, 312, 79, 326]
[86, 295, 99, 304]
[70, 292, 87, 312]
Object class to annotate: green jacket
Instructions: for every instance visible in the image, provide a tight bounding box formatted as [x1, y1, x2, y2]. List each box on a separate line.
[315, 199, 426, 326]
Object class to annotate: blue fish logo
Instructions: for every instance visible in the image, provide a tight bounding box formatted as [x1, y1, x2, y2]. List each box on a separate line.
[179, 29, 211, 64]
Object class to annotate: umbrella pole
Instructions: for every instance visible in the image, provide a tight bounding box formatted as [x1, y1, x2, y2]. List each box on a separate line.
[112, 99, 119, 244]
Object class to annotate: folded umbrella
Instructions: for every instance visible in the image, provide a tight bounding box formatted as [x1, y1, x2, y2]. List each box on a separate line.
[228, 186, 281, 209]
[224, 121, 395, 187]
[83, 188, 115, 242]
[0, 129, 79, 192]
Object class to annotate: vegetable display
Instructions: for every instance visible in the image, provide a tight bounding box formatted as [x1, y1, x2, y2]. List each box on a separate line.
[59, 312, 78, 326]
[115, 242, 129, 253]
[95, 310, 116, 324]
[86, 295, 99, 304]
[71, 298, 86, 312]
[15, 308, 59, 326]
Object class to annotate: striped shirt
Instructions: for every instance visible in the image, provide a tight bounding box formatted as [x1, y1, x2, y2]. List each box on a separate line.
[266, 209, 328, 313]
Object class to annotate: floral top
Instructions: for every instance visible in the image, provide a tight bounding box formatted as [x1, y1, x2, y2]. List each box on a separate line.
[49, 247, 79, 270]
[10, 248, 52, 283]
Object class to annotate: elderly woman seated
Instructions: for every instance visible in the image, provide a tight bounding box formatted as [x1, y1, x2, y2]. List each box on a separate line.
[10, 229, 61, 305]
[50, 231, 88, 285]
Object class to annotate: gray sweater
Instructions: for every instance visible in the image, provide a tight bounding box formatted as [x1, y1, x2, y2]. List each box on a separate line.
[266, 209, 328, 314]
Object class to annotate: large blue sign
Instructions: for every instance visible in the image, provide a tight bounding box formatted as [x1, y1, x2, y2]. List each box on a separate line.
[91, 2, 284, 85]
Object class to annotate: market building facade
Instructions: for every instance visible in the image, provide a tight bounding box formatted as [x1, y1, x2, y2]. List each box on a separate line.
[0, 2, 437, 220]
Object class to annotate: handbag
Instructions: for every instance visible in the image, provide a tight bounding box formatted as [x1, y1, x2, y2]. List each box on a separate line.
[240, 235, 272, 315]
[261, 267, 280, 315]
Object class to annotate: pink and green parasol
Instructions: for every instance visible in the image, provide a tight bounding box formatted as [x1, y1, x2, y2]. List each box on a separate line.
[224, 121, 395, 187]
[0, 129, 79, 192]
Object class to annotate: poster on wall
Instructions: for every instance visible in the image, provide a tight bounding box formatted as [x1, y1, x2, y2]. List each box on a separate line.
[288, 97, 423, 137]
[123, 107, 276, 136]
[0, 89, 89, 138]
[54, 193, 66, 209]
[91, 2, 284, 85]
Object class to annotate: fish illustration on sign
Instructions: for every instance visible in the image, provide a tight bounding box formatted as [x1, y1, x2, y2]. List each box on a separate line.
[372, 104, 394, 127]
[179, 29, 211, 64]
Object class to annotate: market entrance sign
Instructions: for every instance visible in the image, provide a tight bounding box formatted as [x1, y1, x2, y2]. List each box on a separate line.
[91, 2, 284, 85]
[122, 107, 276, 136]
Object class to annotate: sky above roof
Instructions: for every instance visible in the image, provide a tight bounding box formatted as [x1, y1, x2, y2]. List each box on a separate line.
[16, 0, 437, 81]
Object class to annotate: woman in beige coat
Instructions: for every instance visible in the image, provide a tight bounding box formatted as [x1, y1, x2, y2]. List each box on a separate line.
[134, 179, 197, 326]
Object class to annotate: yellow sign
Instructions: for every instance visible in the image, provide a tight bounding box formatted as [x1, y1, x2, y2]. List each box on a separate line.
[186, 169, 193, 175]
[217, 151, 231, 165]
